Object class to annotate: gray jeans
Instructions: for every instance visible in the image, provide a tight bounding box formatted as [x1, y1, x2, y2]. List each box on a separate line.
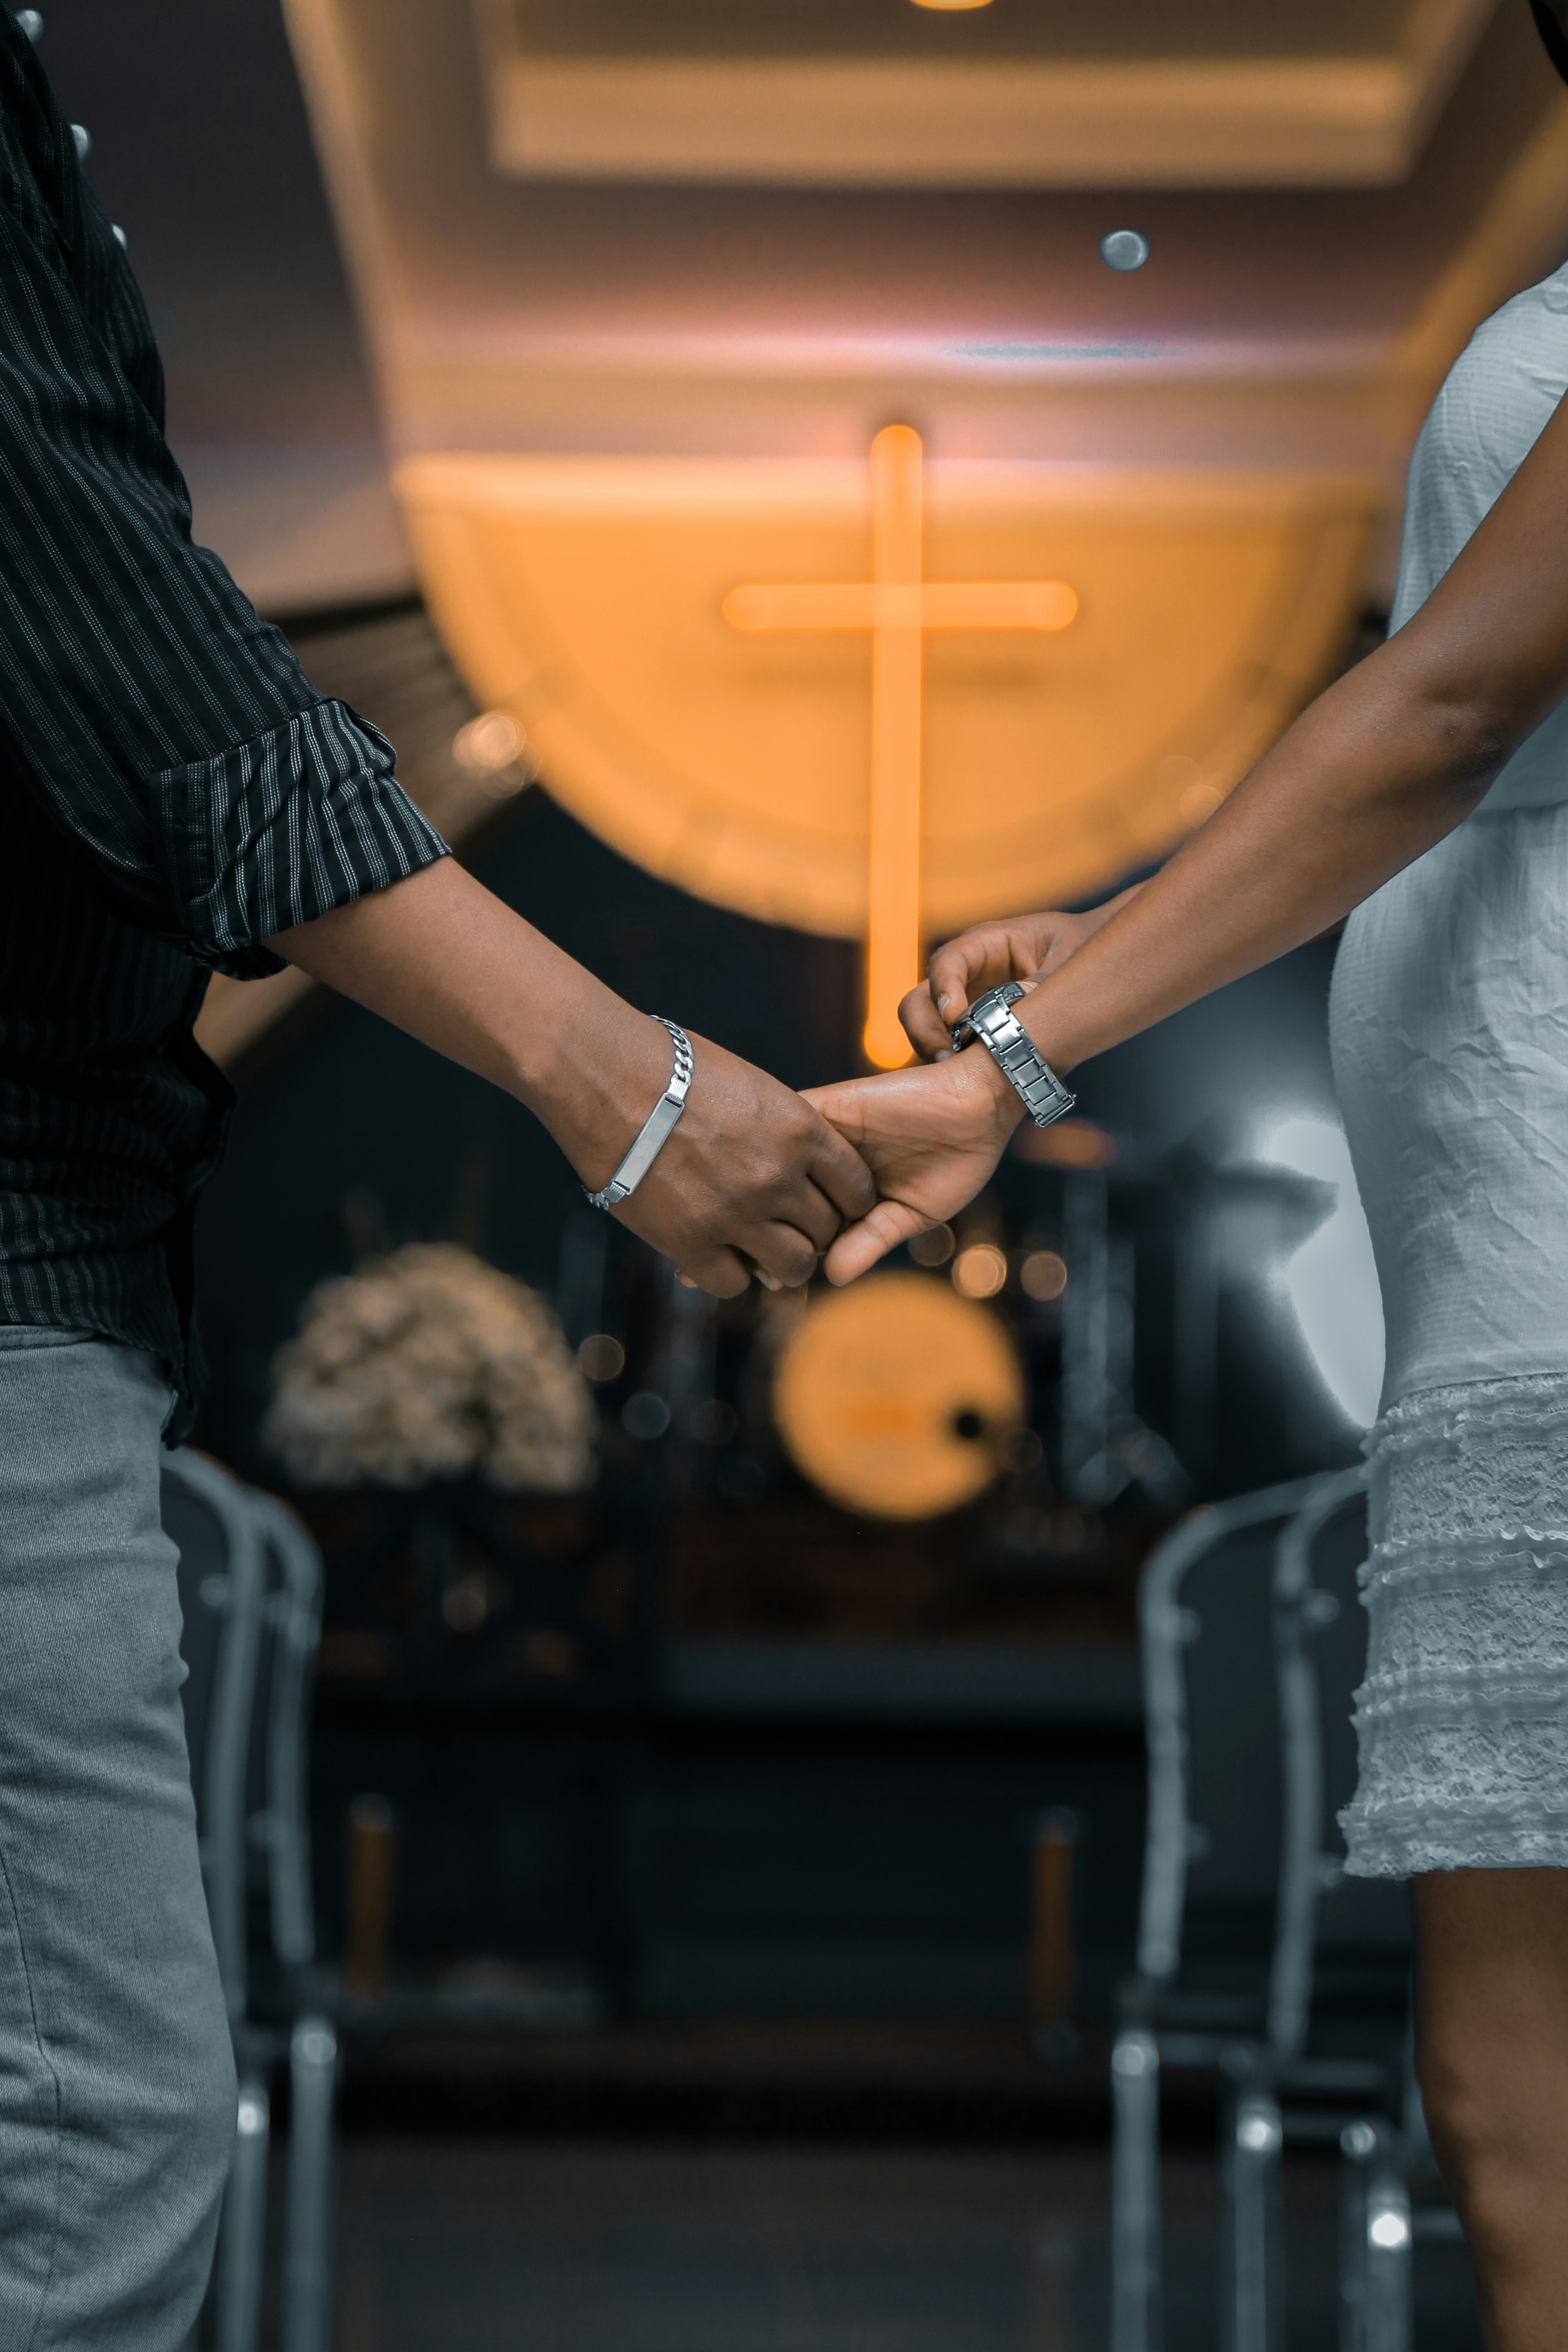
[0, 1329, 234, 2348]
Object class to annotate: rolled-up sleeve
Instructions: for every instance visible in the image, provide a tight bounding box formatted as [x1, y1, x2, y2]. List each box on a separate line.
[0, 50, 447, 976]
[156, 702, 447, 978]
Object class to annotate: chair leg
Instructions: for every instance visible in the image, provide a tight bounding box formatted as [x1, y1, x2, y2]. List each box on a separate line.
[1339, 2121, 1412, 2352]
[216, 2072, 270, 2352]
[1220, 2072, 1284, 2352]
[1111, 2027, 1163, 2352]
[283, 2016, 339, 2352]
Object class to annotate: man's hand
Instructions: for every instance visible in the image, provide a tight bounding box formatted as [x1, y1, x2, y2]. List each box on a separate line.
[803, 1046, 1021, 1284]
[900, 889, 1144, 1060]
[609, 1028, 876, 1297]
[268, 859, 874, 1302]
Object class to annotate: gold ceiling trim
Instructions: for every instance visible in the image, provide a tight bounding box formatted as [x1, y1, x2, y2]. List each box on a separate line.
[474, 0, 1494, 189]
[280, 0, 1566, 468]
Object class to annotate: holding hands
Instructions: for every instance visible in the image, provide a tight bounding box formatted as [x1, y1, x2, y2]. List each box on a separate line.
[273, 853, 1132, 1300]
[807, 890, 1137, 1282]
[607, 1025, 876, 1296]
[801, 1048, 1020, 1282]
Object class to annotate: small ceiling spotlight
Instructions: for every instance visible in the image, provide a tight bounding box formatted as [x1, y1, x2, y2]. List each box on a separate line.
[1100, 228, 1151, 272]
[909, 0, 995, 10]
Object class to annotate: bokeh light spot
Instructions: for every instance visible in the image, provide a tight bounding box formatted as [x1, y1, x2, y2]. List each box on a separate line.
[952, 1241, 1008, 1299]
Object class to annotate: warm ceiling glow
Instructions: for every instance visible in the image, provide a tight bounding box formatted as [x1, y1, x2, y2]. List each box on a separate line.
[726, 424, 1077, 1068]
[465, 0, 1501, 186]
[394, 453, 1378, 982]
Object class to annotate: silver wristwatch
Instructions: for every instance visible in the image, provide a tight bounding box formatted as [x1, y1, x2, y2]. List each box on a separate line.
[950, 983, 1076, 1128]
[584, 1017, 695, 1209]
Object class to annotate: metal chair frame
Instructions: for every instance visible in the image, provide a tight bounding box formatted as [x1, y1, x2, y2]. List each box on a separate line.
[1339, 2118, 1415, 2352]
[222, 1488, 337, 2352]
[164, 1457, 337, 2352]
[1270, 1465, 1376, 2059]
[1112, 1471, 1332, 2352]
[1210, 1467, 1396, 2352]
[1275, 1473, 1454, 2352]
[245, 1491, 322, 1972]
[1223, 1469, 1434, 2352]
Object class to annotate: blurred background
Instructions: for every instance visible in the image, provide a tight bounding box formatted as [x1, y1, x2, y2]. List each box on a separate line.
[36, 0, 1568, 2343]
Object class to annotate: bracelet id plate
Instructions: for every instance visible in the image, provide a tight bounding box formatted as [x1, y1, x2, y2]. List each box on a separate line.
[584, 1017, 694, 1209]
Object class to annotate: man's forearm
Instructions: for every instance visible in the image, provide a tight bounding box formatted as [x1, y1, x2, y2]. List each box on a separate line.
[266, 854, 878, 1300]
[267, 856, 668, 1191]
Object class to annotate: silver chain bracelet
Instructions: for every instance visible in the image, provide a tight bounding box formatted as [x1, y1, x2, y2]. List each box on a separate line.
[583, 1018, 695, 1210]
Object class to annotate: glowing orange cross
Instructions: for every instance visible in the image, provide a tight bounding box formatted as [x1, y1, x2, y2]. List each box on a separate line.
[723, 424, 1077, 1067]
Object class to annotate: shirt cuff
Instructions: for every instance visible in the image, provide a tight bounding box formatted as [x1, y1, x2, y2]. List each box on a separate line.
[155, 698, 450, 977]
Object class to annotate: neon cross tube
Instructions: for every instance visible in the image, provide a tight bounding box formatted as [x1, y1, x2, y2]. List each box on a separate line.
[724, 425, 1077, 1068]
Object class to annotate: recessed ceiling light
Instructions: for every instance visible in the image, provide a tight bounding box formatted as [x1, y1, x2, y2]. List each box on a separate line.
[910, 0, 994, 10]
[1100, 228, 1152, 272]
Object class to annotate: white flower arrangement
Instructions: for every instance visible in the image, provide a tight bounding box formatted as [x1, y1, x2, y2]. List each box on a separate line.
[265, 1242, 595, 1493]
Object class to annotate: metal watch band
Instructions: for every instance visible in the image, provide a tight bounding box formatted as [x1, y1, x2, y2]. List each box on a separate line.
[950, 982, 1077, 1128]
[584, 1017, 695, 1209]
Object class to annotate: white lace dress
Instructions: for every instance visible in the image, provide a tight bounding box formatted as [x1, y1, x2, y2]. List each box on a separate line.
[1332, 265, 1568, 1877]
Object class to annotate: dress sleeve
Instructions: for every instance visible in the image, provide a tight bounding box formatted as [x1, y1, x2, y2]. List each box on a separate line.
[0, 83, 447, 979]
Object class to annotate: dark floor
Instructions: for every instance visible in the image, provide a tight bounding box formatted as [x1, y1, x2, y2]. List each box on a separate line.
[296, 2137, 1483, 2352]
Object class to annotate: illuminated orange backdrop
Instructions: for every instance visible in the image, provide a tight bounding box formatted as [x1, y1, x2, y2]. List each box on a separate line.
[397, 448, 1376, 1030]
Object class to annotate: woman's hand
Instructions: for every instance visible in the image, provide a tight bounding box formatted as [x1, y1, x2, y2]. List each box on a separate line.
[803, 1047, 1022, 1283]
[900, 888, 1144, 1060]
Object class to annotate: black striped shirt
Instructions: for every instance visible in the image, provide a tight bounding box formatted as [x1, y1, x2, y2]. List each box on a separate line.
[0, 12, 447, 1428]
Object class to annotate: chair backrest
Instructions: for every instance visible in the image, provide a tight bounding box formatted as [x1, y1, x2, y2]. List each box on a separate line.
[1271, 1470, 1411, 2063]
[161, 1449, 265, 2019]
[243, 1492, 323, 1980]
[1137, 1475, 1328, 2019]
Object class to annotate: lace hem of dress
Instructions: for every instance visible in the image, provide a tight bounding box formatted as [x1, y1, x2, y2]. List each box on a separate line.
[1354, 1671, 1568, 1725]
[1370, 1372, 1568, 1455]
[1340, 1371, 1568, 1878]
[1368, 1537, 1568, 1594]
[1347, 1820, 1568, 1877]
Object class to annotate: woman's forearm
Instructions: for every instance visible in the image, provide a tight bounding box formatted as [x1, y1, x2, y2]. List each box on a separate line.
[1016, 641, 1500, 1074]
[1013, 379, 1568, 1078]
